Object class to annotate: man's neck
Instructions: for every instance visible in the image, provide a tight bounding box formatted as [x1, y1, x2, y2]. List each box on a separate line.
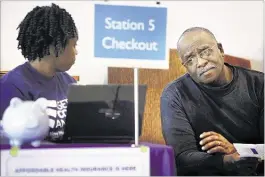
[208, 64, 233, 87]
[29, 57, 56, 78]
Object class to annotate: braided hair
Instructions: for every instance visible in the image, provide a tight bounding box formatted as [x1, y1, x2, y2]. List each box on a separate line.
[16, 3, 78, 61]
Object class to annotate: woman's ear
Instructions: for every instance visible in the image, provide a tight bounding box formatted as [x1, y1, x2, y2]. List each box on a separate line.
[217, 43, 225, 57]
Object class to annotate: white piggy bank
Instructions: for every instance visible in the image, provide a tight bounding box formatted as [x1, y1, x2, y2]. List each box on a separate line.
[1, 97, 50, 147]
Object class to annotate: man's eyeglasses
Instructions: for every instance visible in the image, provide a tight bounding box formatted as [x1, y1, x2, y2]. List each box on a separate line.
[182, 45, 216, 67]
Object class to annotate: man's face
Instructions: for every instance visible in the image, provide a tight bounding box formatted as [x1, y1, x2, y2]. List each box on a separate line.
[54, 38, 78, 72]
[178, 31, 224, 84]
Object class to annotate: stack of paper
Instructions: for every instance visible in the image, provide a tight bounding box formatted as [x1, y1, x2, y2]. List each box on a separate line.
[233, 143, 264, 160]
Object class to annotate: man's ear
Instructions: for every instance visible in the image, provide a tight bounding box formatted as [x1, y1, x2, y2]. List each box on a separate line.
[217, 43, 225, 57]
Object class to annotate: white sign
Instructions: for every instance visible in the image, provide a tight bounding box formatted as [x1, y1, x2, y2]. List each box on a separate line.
[1, 146, 150, 176]
[92, 2, 169, 69]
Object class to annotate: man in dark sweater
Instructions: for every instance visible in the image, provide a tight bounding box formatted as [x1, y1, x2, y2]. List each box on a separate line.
[160, 27, 264, 175]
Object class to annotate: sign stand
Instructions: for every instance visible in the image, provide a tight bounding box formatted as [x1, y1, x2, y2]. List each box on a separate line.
[133, 68, 139, 146]
[94, 2, 168, 148]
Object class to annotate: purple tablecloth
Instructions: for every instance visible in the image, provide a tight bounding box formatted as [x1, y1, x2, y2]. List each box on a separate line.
[0, 140, 176, 176]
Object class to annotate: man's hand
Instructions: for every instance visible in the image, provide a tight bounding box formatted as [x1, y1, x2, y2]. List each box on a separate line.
[199, 131, 236, 154]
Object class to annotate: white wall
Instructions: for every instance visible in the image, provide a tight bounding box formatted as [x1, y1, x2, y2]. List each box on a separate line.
[164, 1, 264, 72]
[1, 1, 263, 85]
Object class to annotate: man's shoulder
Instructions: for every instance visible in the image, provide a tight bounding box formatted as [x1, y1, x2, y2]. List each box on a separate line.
[235, 65, 264, 75]
[235, 65, 264, 82]
[162, 73, 193, 98]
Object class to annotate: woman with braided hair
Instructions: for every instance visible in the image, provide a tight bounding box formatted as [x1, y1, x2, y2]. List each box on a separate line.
[0, 3, 78, 142]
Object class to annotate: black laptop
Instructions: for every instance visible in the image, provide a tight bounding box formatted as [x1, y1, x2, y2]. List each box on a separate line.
[63, 84, 147, 143]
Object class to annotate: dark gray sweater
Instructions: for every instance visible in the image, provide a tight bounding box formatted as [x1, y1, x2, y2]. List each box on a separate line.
[161, 63, 264, 175]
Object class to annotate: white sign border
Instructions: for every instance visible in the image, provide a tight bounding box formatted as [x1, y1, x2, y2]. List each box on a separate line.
[92, 2, 169, 70]
[1, 146, 150, 176]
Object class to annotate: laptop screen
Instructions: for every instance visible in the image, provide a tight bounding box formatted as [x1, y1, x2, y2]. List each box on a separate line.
[63, 84, 147, 143]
